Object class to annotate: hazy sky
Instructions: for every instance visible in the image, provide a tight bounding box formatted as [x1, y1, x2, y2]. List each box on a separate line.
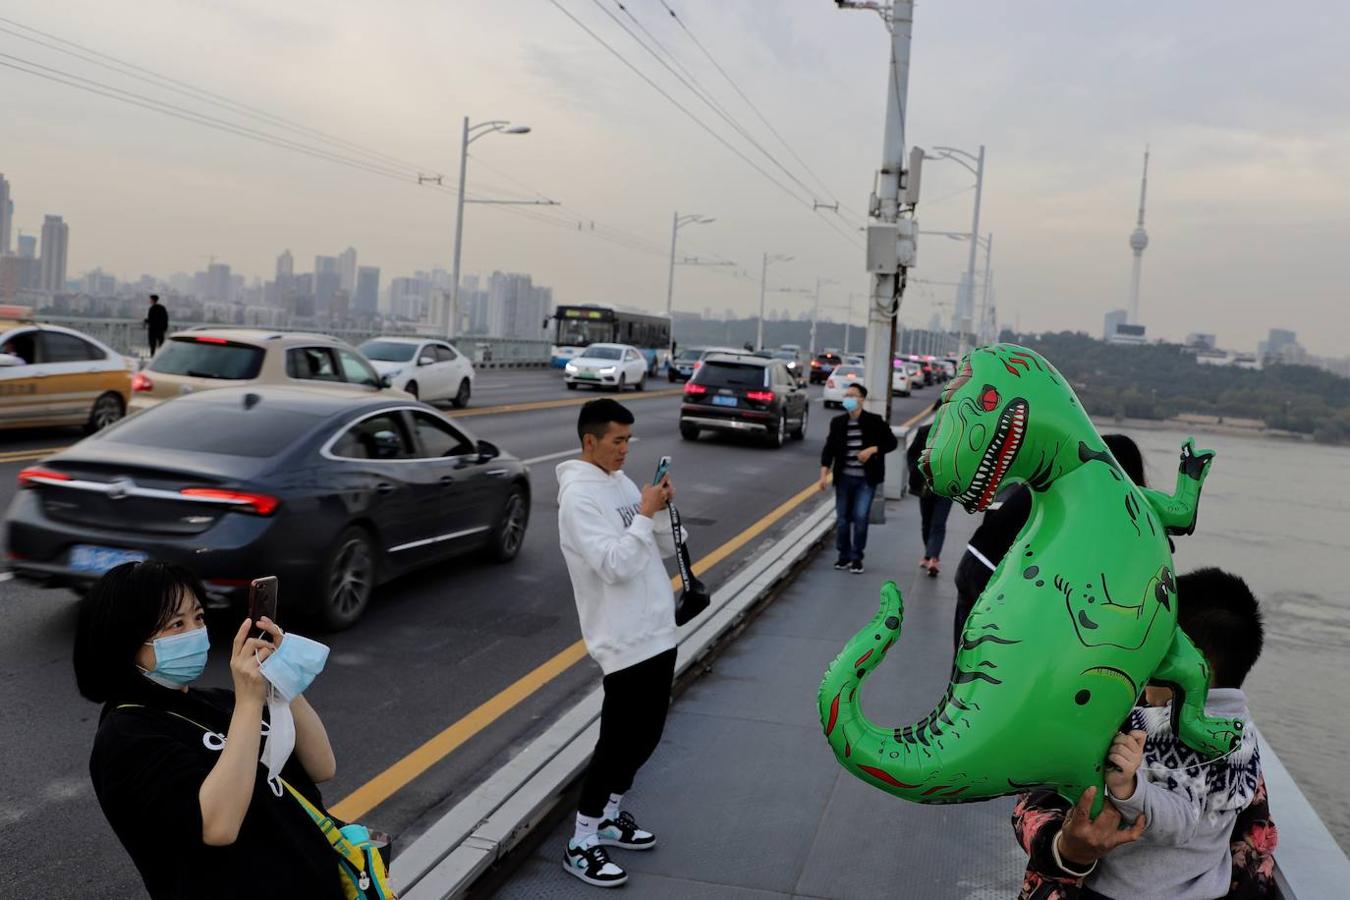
[4, 1, 1347, 356]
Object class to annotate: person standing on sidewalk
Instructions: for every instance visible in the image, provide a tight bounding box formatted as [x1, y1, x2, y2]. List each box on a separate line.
[144, 294, 168, 356]
[556, 398, 683, 888]
[818, 383, 898, 575]
[906, 404, 954, 577]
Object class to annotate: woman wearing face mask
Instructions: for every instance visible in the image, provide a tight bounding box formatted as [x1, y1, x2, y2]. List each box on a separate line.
[74, 561, 343, 899]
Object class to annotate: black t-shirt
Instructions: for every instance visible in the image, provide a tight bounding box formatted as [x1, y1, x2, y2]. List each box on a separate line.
[147, 304, 169, 333]
[89, 684, 344, 900]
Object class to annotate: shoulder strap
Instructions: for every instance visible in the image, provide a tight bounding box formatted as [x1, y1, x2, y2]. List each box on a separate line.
[114, 702, 217, 735]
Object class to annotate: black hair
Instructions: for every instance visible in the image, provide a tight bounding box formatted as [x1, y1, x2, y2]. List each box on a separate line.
[1175, 567, 1264, 689]
[846, 382, 868, 398]
[1101, 433, 1146, 487]
[73, 561, 207, 703]
[149, 294, 159, 302]
[576, 398, 634, 444]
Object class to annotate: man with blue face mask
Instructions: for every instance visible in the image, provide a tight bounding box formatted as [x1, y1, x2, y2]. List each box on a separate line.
[819, 382, 898, 574]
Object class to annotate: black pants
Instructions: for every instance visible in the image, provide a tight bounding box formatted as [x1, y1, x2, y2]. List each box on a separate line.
[952, 552, 990, 651]
[148, 330, 165, 356]
[578, 647, 677, 817]
[919, 493, 954, 559]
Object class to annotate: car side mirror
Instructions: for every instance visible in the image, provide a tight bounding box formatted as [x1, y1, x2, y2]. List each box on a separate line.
[418, 355, 435, 367]
[476, 439, 500, 462]
[0, 353, 24, 368]
[379, 374, 394, 389]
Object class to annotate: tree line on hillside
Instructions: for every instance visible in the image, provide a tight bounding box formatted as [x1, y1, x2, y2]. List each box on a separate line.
[998, 331, 1350, 445]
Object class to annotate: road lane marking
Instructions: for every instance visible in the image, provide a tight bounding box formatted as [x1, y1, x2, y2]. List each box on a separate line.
[329, 475, 823, 821]
[0, 447, 68, 463]
[0, 572, 13, 583]
[446, 388, 682, 419]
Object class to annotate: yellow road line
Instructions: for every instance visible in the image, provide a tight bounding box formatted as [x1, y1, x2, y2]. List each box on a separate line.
[330, 476, 824, 821]
[0, 447, 66, 464]
[447, 388, 683, 419]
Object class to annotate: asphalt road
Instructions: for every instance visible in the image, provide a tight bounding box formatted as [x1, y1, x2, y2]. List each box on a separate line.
[0, 367, 934, 898]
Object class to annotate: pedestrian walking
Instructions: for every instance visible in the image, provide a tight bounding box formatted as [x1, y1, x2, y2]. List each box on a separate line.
[75, 562, 348, 899]
[145, 293, 168, 356]
[906, 404, 953, 577]
[818, 383, 899, 575]
[556, 398, 685, 888]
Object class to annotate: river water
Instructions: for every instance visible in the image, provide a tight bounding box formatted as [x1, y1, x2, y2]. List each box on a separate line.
[1121, 427, 1350, 853]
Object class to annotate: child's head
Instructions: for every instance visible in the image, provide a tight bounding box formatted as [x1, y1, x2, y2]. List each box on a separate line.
[1175, 567, 1265, 689]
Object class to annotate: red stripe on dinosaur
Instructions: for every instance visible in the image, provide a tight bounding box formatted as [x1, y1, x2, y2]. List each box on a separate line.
[858, 765, 919, 789]
[1009, 356, 1030, 369]
[845, 740, 852, 758]
[882, 638, 894, 654]
[854, 648, 874, 667]
[826, 691, 841, 736]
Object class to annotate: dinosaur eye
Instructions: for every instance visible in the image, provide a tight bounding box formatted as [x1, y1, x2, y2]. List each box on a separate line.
[980, 386, 999, 412]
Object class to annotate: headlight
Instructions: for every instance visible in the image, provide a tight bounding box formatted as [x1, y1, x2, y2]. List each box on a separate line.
[599, 366, 617, 375]
[565, 362, 578, 373]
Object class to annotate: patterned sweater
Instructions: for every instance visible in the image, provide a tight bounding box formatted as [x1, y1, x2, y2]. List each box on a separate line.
[1013, 695, 1277, 900]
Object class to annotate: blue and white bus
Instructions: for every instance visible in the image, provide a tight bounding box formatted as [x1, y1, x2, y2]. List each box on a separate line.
[549, 304, 672, 373]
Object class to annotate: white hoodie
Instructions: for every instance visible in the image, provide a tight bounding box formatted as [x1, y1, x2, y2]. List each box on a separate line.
[556, 459, 680, 674]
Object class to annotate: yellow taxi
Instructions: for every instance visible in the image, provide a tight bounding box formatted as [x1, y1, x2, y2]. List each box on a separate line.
[0, 307, 135, 433]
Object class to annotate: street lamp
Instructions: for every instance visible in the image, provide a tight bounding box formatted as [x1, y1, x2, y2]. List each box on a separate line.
[756, 253, 793, 350]
[666, 212, 715, 352]
[924, 144, 985, 350]
[811, 276, 838, 357]
[447, 117, 533, 337]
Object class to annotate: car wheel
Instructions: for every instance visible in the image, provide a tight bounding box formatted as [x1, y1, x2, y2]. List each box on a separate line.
[566, 381, 578, 390]
[680, 423, 699, 441]
[767, 412, 787, 449]
[616, 374, 626, 392]
[85, 392, 125, 434]
[319, 525, 376, 631]
[493, 487, 530, 563]
[791, 402, 808, 440]
[635, 372, 645, 392]
[452, 379, 471, 408]
[406, 381, 419, 400]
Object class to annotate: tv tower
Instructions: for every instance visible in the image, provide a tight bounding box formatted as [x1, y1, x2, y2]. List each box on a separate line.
[1127, 146, 1150, 325]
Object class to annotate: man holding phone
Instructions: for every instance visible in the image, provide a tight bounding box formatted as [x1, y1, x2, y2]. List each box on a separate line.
[555, 399, 684, 888]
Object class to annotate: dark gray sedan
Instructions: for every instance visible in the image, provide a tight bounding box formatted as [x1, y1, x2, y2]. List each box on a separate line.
[5, 386, 531, 630]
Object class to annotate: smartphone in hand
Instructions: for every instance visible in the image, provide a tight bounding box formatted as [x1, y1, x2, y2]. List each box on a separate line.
[247, 576, 279, 640]
[653, 455, 672, 486]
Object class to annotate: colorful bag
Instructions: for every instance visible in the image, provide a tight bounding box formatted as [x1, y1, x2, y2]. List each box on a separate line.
[281, 780, 396, 900]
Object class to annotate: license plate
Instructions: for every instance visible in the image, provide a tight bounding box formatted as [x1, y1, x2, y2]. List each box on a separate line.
[575, 371, 597, 380]
[713, 395, 738, 407]
[69, 544, 148, 574]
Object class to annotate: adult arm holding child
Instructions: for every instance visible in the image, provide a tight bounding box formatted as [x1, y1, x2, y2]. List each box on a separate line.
[1105, 727, 1210, 846]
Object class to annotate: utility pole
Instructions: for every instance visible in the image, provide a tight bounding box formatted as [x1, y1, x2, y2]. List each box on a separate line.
[837, 0, 916, 422]
[959, 145, 985, 354]
[757, 252, 792, 350]
[978, 232, 994, 344]
[843, 292, 857, 354]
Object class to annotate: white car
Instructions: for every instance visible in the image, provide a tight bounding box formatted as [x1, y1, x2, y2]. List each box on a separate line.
[892, 360, 923, 396]
[359, 337, 475, 407]
[564, 343, 650, 391]
[822, 364, 866, 408]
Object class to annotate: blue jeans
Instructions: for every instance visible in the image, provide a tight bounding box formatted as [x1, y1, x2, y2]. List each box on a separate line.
[834, 474, 876, 562]
[920, 493, 954, 559]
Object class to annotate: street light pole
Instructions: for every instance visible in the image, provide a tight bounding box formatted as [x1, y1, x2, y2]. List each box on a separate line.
[810, 276, 837, 357]
[756, 252, 792, 350]
[962, 145, 985, 351]
[665, 212, 714, 355]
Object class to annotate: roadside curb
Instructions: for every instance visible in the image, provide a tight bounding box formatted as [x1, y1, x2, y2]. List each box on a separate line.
[394, 498, 838, 899]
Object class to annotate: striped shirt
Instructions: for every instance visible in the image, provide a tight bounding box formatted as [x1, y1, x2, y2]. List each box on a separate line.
[844, 418, 866, 478]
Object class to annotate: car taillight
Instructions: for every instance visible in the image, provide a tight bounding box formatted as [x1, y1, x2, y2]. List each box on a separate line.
[180, 488, 280, 516]
[826, 379, 835, 389]
[745, 390, 775, 403]
[193, 336, 229, 344]
[131, 372, 154, 392]
[811, 360, 820, 367]
[693, 361, 702, 369]
[683, 382, 707, 396]
[18, 466, 70, 488]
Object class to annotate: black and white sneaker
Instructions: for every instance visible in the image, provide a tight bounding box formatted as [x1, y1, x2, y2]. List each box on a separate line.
[596, 811, 657, 850]
[563, 836, 628, 887]
[850, 560, 865, 574]
[833, 557, 850, 570]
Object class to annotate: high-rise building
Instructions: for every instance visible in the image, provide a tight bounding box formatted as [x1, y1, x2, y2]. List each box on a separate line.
[16, 233, 36, 259]
[354, 266, 380, 316]
[315, 270, 340, 313]
[1103, 308, 1128, 341]
[39, 214, 69, 293]
[338, 247, 357, 292]
[206, 263, 232, 302]
[1126, 147, 1151, 326]
[0, 174, 12, 255]
[389, 276, 428, 320]
[315, 255, 338, 276]
[276, 249, 293, 286]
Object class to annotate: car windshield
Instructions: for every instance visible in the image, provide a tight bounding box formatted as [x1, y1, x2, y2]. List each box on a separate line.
[677, 349, 704, 360]
[359, 341, 418, 362]
[834, 366, 865, 380]
[100, 400, 325, 457]
[772, 352, 795, 360]
[697, 361, 768, 389]
[580, 347, 623, 360]
[150, 338, 264, 379]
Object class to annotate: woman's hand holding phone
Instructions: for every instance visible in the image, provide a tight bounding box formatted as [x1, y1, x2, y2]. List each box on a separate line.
[229, 618, 277, 706]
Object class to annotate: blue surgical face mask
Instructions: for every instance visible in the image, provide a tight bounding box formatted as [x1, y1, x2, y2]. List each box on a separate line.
[258, 632, 330, 702]
[140, 627, 210, 688]
[842, 397, 860, 412]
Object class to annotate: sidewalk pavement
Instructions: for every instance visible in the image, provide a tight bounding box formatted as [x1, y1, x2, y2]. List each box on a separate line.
[491, 498, 1027, 899]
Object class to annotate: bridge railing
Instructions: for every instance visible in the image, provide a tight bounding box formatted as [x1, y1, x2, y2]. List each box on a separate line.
[32, 316, 551, 364]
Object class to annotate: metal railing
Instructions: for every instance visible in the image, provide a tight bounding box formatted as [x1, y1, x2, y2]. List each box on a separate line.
[32, 316, 551, 364]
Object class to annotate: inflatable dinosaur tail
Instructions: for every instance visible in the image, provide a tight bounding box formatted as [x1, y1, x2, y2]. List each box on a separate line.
[818, 582, 970, 802]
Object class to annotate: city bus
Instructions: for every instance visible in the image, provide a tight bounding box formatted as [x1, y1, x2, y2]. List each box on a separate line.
[549, 304, 672, 372]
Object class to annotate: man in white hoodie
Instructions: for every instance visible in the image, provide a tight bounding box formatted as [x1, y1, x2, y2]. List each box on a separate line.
[556, 398, 682, 888]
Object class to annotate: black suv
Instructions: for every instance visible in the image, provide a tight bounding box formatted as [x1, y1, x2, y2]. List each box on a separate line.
[679, 353, 809, 448]
[809, 351, 843, 384]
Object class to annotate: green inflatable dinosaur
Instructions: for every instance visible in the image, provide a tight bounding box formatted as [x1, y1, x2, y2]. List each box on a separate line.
[818, 344, 1243, 814]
